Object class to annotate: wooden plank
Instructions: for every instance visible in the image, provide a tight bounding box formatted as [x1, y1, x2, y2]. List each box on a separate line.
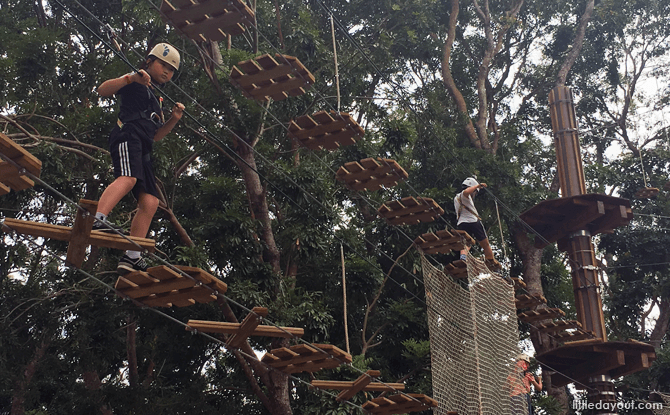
[186, 320, 305, 338]
[0, 132, 42, 176]
[0, 181, 10, 195]
[336, 370, 379, 402]
[138, 285, 217, 307]
[518, 307, 565, 323]
[226, 307, 268, 348]
[120, 274, 195, 299]
[536, 320, 582, 334]
[174, 265, 227, 293]
[2, 218, 72, 241]
[65, 199, 97, 268]
[0, 168, 35, 192]
[311, 380, 405, 392]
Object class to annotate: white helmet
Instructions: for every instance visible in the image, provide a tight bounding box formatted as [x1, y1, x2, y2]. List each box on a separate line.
[462, 177, 479, 188]
[148, 43, 180, 71]
[517, 353, 530, 363]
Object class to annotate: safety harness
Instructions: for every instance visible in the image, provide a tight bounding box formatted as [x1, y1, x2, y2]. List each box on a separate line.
[456, 193, 482, 221]
[116, 83, 164, 130]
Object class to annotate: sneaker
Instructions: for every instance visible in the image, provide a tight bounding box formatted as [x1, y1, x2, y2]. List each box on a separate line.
[117, 255, 149, 275]
[92, 221, 127, 234]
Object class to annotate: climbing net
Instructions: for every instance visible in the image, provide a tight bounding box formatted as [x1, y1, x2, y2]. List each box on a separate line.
[652, 392, 670, 415]
[422, 254, 526, 415]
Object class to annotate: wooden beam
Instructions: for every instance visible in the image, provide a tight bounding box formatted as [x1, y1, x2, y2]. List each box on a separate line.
[336, 370, 379, 402]
[186, 320, 304, 338]
[65, 199, 97, 267]
[310, 380, 405, 392]
[226, 307, 269, 348]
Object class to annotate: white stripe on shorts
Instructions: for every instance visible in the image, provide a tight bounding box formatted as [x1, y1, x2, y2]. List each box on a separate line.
[119, 141, 130, 176]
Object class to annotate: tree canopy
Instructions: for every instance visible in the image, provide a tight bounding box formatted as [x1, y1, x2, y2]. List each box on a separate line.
[2, 0, 670, 414]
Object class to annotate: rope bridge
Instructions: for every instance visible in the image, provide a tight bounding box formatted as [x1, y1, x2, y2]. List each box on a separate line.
[422, 254, 526, 415]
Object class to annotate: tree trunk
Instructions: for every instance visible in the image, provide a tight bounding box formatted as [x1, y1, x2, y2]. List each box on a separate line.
[649, 296, 670, 349]
[556, 0, 595, 85]
[236, 137, 282, 274]
[11, 341, 49, 415]
[442, 0, 482, 150]
[126, 314, 139, 388]
[511, 225, 570, 414]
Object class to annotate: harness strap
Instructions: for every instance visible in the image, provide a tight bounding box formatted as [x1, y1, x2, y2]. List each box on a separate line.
[457, 193, 482, 221]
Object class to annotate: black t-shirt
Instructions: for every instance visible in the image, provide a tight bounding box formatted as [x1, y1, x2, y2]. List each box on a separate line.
[115, 78, 163, 139]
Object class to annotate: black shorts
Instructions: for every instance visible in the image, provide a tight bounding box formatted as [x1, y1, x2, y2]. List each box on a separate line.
[457, 221, 487, 242]
[108, 126, 158, 199]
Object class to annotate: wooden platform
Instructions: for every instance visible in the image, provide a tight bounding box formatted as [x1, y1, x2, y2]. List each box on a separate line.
[535, 320, 582, 334]
[230, 54, 314, 102]
[261, 343, 351, 374]
[187, 308, 304, 347]
[289, 111, 365, 151]
[515, 293, 547, 309]
[0, 132, 42, 195]
[517, 307, 565, 323]
[518, 194, 632, 249]
[443, 260, 468, 279]
[361, 393, 438, 415]
[2, 203, 155, 268]
[335, 158, 407, 191]
[115, 265, 226, 307]
[414, 230, 474, 254]
[536, 340, 656, 388]
[159, 0, 254, 42]
[310, 370, 405, 402]
[378, 197, 444, 226]
[635, 187, 659, 199]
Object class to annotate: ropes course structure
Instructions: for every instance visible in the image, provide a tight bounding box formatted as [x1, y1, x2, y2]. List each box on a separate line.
[422, 254, 524, 415]
[2, 0, 667, 414]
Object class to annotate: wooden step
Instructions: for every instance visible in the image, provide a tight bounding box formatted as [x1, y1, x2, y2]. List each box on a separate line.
[515, 293, 547, 309]
[289, 111, 365, 151]
[517, 307, 566, 323]
[311, 371, 405, 399]
[0, 132, 42, 195]
[3, 203, 155, 269]
[187, 307, 305, 347]
[230, 54, 314, 102]
[336, 158, 406, 191]
[159, 0, 254, 41]
[361, 393, 438, 415]
[261, 343, 351, 374]
[634, 187, 659, 199]
[554, 328, 594, 343]
[378, 196, 444, 226]
[115, 265, 227, 308]
[443, 260, 468, 279]
[512, 277, 526, 290]
[414, 229, 474, 255]
[310, 370, 405, 402]
[535, 320, 582, 334]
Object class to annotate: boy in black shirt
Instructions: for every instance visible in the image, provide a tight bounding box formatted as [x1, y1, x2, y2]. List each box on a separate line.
[94, 43, 185, 274]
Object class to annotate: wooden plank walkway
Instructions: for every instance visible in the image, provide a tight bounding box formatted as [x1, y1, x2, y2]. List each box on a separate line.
[0, 132, 42, 195]
[160, 0, 254, 41]
[289, 111, 365, 151]
[230, 54, 314, 102]
[336, 158, 406, 191]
